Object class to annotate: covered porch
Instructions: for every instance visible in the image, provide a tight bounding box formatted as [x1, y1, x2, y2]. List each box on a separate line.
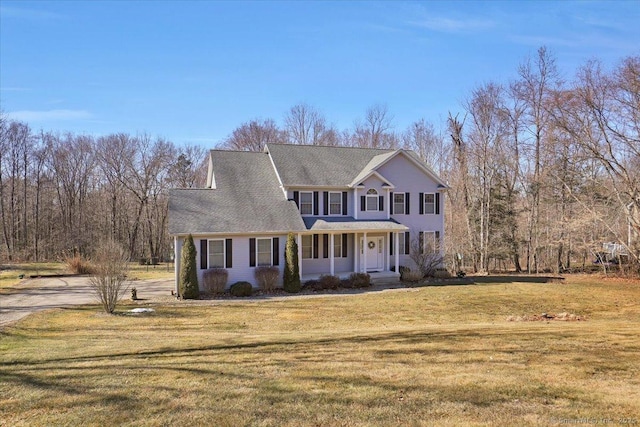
[298, 217, 408, 280]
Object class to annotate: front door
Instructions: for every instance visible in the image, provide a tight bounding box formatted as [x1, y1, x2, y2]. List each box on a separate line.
[360, 236, 384, 271]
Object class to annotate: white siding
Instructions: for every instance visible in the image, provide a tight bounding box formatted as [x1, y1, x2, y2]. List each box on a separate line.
[194, 234, 288, 289]
[355, 175, 389, 220]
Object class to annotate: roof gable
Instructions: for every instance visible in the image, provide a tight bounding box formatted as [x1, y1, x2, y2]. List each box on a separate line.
[169, 150, 305, 235]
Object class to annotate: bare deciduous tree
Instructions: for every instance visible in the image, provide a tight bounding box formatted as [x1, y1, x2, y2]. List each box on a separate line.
[284, 103, 339, 146]
[222, 118, 285, 151]
[89, 239, 130, 314]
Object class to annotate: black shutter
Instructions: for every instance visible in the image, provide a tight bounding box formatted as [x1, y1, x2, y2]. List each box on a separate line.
[272, 237, 279, 266]
[389, 192, 394, 214]
[313, 234, 319, 259]
[406, 193, 410, 215]
[389, 232, 394, 255]
[313, 191, 319, 215]
[323, 234, 329, 258]
[200, 239, 208, 269]
[379, 196, 384, 211]
[342, 234, 348, 258]
[419, 193, 424, 215]
[293, 191, 299, 207]
[323, 192, 329, 215]
[360, 195, 366, 211]
[404, 231, 410, 255]
[435, 193, 440, 214]
[249, 238, 256, 267]
[225, 239, 233, 268]
[342, 192, 348, 215]
[419, 232, 424, 254]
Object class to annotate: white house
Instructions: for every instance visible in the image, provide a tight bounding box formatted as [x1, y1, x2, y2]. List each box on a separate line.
[168, 143, 447, 291]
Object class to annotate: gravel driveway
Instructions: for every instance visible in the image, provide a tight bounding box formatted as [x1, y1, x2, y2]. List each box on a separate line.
[0, 276, 174, 329]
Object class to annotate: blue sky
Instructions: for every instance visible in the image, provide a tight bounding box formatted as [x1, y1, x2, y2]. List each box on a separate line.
[1, 1, 639, 146]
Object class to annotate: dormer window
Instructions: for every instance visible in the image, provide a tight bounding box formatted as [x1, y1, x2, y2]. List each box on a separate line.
[366, 189, 379, 211]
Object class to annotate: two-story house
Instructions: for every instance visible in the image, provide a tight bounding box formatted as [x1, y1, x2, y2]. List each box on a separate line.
[168, 143, 447, 291]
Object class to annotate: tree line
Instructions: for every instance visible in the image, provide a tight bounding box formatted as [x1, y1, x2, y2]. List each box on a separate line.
[1, 47, 638, 273]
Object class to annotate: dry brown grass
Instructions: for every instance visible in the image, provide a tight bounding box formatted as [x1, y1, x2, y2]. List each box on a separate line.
[0, 275, 639, 425]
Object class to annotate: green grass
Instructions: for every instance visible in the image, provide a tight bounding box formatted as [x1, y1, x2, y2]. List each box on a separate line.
[1, 275, 639, 426]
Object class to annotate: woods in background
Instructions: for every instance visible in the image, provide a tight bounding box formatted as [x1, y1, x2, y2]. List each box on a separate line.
[1, 48, 638, 273]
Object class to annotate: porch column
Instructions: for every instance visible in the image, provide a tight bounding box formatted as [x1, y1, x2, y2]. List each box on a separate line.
[297, 233, 303, 277]
[363, 231, 368, 273]
[395, 232, 400, 274]
[330, 233, 335, 275]
[353, 233, 358, 273]
[387, 233, 391, 271]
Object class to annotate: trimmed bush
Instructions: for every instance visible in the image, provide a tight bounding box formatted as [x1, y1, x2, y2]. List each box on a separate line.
[230, 281, 253, 297]
[255, 266, 279, 292]
[203, 268, 228, 294]
[348, 272, 371, 288]
[283, 233, 301, 293]
[302, 279, 321, 291]
[179, 234, 200, 299]
[318, 274, 341, 290]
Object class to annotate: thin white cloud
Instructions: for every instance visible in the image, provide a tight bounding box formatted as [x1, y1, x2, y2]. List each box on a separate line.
[8, 109, 92, 122]
[410, 16, 495, 33]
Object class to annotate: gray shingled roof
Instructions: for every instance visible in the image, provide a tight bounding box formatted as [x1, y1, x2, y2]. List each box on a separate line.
[169, 151, 306, 235]
[266, 143, 394, 187]
[303, 217, 408, 232]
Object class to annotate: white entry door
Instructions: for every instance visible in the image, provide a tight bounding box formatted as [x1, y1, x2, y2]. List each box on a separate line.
[360, 236, 384, 271]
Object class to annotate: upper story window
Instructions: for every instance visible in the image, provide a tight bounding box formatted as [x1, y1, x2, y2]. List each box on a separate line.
[424, 193, 435, 214]
[366, 189, 379, 211]
[299, 191, 313, 215]
[329, 192, 342, 215]
[393, 193, 405, 215]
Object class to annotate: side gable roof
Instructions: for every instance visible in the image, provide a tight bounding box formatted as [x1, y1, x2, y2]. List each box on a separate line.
[169, 150, 305, 235]
[266, 143, 394, 187]
[266, 143, 448, 189]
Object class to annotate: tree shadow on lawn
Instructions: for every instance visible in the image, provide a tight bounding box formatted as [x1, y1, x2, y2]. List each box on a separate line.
[0, 325, 589, 367]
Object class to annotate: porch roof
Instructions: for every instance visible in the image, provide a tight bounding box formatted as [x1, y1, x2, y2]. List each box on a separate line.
[302, 217, 408, 232]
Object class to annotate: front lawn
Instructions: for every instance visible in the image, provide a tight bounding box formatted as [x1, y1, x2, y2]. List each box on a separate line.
[1, 276, 638, 425]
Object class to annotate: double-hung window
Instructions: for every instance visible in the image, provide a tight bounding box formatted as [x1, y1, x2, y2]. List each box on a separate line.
[333, 234, 343, 257]
[257, 238, 272, 266]
[422, 231, 440, 253]
[366, 189, 378, 211]
[424, 193, 436, 214]
[398, 232, 406, 255]
[302, 235, 313, 259]
[393, 193, 405, 215]
[208, 239, 225, 268]
[329, 192, 342, 215]
[299, 192, 313, 215]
